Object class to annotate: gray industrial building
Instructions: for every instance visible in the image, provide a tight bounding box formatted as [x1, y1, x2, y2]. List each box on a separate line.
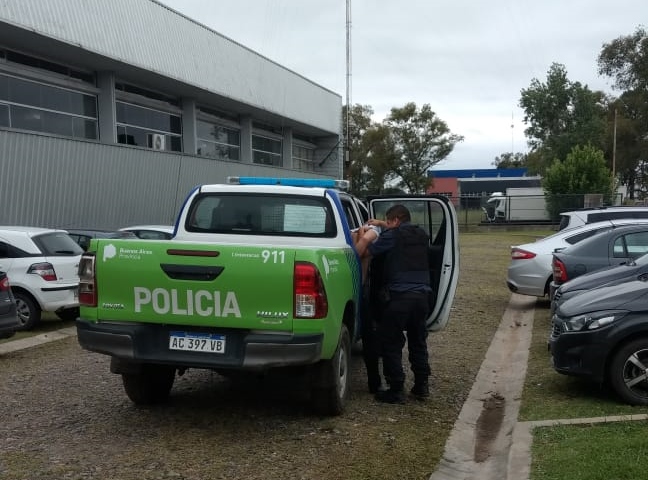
[0, 0, 343, 229]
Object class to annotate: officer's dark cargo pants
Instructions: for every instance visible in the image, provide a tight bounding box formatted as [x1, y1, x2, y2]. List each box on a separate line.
[377, 291, 431, 390]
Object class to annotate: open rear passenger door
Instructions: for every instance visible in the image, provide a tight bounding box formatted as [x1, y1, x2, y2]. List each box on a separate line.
[367, 195, 460, 331]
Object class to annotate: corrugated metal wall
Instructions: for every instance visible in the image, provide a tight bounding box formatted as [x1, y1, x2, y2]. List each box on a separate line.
[0, 0, 341, 134]
[0, 131, 330, 230]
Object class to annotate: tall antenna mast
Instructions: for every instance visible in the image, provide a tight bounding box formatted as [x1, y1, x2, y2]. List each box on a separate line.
[345, 0, 352, 167]
[511, 111, 514, 154]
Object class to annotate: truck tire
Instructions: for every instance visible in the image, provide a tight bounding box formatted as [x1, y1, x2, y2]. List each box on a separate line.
[14, 291, 41, 330]
[121, 364, 176, 405]
[609, 338, 648, 406]
[310, 325, 351, 416]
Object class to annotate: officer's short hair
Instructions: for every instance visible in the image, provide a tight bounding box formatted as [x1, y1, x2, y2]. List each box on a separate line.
[385, 204, 411, 222]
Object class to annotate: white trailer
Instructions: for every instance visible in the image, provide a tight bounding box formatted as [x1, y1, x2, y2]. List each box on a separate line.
[484, 187, 549, 222]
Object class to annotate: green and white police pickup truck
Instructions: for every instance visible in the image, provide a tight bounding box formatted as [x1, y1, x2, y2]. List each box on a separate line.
[76, 177, 459, 415]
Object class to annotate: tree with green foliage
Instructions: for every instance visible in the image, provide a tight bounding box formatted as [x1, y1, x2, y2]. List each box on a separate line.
[519, 63, 607, 173]
[361, 124, 399, 195]
[342, 104, 399, 197]
[598, 26, 648, 200]
[492, 152, 528, 169]
[383, 102, 463, 194]
[602, 93, 648, 199]
[343, 104, 375, 196]
[598, 26, 648, 92]
[543, 145, 615, 218]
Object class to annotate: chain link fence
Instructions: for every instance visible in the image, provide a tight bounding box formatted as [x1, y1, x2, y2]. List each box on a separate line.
[452, 193, 624, 229]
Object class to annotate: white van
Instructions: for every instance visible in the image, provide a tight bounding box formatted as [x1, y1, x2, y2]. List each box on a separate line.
[558, 207, 648, 230]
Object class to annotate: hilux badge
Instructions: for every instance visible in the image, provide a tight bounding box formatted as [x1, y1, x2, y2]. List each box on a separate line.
[257, 311, 289, 319]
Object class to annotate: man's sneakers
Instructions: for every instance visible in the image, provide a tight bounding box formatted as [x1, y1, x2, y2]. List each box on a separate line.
[373, 381, 430, 404]
[368, 376, 383, 394]
[374, 388, 405, 404]
[410, 382, 430, 401]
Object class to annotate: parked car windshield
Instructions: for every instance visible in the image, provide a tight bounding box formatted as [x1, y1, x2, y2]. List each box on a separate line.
[32, 232, 83, 256]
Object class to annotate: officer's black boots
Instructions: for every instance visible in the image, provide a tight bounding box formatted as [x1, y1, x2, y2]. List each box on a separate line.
[410, 381, 430, 400]
[375, 384, 405, 404]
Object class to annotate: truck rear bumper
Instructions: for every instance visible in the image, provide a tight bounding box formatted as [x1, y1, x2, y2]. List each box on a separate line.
[76, 320, 324, 370]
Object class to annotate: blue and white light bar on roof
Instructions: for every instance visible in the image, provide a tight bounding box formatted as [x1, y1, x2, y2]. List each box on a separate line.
[227, 176, 349, 190]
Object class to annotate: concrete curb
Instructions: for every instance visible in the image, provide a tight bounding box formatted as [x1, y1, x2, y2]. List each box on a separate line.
[430, 293, 536, 480]
[0, 327, 77, 355]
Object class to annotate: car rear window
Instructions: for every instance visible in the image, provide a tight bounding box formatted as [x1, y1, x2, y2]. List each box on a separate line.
[564, 227, 611, 245]
[32, 232, 83, 256]
[558, 215, 571, 230]
[587, 211, 648, 224]
[186, 193, 336, 237]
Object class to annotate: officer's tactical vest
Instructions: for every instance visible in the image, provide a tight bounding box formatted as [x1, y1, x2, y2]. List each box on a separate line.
[384, 224, 430, 288]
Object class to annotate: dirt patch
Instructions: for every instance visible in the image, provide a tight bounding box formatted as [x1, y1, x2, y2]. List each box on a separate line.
[474, 392, 506, 462]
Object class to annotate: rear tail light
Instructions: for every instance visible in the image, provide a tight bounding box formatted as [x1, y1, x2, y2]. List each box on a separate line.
[78, 254, 97, 307]
[552, 257, 568, 283]
[294, 262, 328, 319]
[511, 248, 536, 260]
[27, 262, 57, 281]
[0, 276, 10, 291]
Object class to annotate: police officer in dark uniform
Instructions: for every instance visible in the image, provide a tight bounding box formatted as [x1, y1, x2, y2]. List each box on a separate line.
[355, 204, 432, 404]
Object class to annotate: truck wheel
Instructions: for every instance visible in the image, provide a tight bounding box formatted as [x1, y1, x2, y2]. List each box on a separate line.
[609, 338, 648, 406]
[310, 325, 351, 416]
[121, 364, 176, 405]
[14, 291, 41, 330]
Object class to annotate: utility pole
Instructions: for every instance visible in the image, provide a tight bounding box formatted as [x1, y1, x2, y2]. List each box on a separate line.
[612, 108, 617, 178]
[511, 112, 514, 154]
[345, 0, 352, 172]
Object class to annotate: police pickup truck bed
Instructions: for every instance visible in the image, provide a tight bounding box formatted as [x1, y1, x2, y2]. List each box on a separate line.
[76, 177, 459, 416]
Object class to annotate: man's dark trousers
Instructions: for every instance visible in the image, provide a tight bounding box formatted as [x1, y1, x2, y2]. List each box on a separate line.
[377, 291, 431, 390]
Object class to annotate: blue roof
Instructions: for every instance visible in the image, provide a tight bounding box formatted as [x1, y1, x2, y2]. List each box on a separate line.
[429, 168, 529, 178]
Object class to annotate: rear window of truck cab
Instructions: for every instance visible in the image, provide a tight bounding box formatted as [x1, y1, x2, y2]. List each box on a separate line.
[185, 193, 337, 237]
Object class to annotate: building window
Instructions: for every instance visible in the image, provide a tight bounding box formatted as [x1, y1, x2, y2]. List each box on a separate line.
[292, 144, 315, 172]
[116, 101, 182, 151]
[0, 73, 97, 139]
[1, 48, 95, 84]
[252, 134, 282, 166]
[115, 82, 179, 106]
[196, 120, 240, 161]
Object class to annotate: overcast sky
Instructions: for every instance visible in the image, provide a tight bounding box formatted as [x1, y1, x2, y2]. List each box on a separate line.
[158, 0, 642, 170]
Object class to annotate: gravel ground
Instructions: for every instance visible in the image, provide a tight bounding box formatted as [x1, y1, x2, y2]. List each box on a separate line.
[0, 232, 525, 480]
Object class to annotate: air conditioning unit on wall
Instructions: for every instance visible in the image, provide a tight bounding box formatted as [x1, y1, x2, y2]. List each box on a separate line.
[149, 133, 166, 150]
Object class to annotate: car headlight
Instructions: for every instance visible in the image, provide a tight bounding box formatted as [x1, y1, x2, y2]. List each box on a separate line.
[563, 310, 628, 332]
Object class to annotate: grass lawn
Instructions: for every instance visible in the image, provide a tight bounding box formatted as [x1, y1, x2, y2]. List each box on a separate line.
[531, 421, 648, 480]
[519, 274, 648, 479]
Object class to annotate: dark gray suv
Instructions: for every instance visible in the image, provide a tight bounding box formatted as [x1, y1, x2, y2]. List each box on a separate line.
[550, 277, 648, 405]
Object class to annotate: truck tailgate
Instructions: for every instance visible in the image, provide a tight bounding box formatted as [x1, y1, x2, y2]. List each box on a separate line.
[91, 240, 295, 330]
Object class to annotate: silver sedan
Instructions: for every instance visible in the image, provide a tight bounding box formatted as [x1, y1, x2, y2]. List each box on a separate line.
[506, 219, 644, 297]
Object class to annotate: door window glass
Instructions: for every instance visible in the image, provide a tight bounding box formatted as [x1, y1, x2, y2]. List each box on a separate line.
[619, 232, 648, 258]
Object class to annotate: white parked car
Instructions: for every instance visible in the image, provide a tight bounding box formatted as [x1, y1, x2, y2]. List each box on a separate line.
[506, 219, 648, 298]
[0, 227, 83, 329]
[558, 206, 648, 230]
[119, 225, 175, 240]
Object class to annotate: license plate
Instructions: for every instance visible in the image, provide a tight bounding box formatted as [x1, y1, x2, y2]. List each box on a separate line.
[169, 332, 226, 354]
